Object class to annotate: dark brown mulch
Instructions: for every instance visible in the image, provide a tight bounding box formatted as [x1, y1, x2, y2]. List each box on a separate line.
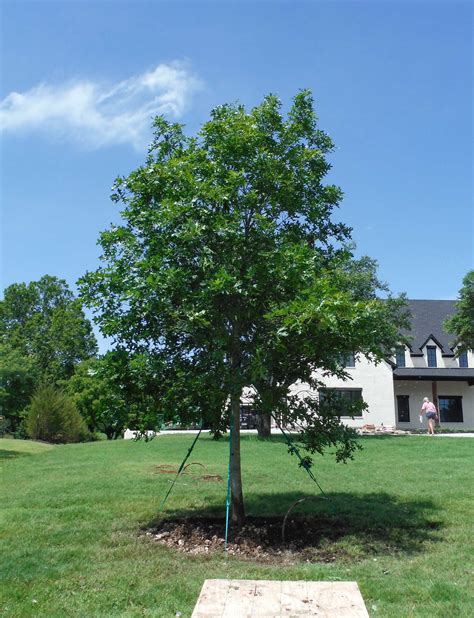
[143, 515, 353, 563]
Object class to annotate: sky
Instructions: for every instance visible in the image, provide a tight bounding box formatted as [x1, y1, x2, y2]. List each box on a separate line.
[1, 0, 473, 350]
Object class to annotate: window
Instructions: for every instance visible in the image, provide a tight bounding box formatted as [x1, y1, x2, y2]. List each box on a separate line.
[395, 347, 406, 367]
[459, 351, 468, 368]
[240, 405, 257, 429]
[396, 395, 410, 422]
[319, 388, 363, 417]
[338, 353, 355, 368]
[427, 346, 437, 368]
[438, 396, 463, 423]
[343, 353, 355, 368]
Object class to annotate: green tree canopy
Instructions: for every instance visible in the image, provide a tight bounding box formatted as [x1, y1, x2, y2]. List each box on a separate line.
[80, 91, 408, 526]
[0, 344, 38, 432]
[66, 352, 161, 439]
[445, 270, 474, 352]
[1, 275, 97, 382]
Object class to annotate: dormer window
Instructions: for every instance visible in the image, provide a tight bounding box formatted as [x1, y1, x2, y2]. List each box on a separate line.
[395, 347, 406, 367]
[427, 346, 437, 368]
[459, 351, 468, 368]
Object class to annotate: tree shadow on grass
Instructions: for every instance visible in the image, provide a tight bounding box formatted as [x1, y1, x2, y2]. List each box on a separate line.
[148, 491, 443, 560]
[356, 434, 409, 441]
[252, 490, 442, 555]
[201, 433, 302, 445]
[0, 449, 33, 460]
[215, 433, 405, 443]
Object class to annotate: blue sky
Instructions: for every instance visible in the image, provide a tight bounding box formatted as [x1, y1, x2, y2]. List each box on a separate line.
[1, 1, 472, 348]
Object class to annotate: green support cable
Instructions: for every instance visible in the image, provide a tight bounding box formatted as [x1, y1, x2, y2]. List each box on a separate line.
[224, 417, 233, 552]
[158, 423, 203, 513]
[271, 414, 326, 497]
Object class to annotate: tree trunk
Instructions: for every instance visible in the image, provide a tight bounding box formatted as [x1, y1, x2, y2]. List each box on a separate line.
[257, 411, 272, 438]
[230, 389, 245, 527]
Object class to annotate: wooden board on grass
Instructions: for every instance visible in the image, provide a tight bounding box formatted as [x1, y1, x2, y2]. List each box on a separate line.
[192, 579, 370, 617]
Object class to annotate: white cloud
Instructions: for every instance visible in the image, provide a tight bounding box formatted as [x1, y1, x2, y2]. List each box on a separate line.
[0, 62, 203, 150]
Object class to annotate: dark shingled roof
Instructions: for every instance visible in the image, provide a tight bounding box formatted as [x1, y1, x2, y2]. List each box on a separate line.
[393, 368, 474, 384]
[402, 300, 457, 356]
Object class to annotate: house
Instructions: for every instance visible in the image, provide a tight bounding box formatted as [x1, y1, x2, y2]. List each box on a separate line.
[290, 300, 474, 430]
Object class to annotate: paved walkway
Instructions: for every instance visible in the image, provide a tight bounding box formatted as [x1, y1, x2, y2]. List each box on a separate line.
[125, 429, 474, 439]
[124, 428, 261, 439]
[160, 429, 261, 435]
[432, 433, 474, 438]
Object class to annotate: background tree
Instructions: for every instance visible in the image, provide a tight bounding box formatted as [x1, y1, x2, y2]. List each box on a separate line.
[80, 92, 407, 526]
[1, 275, 97, 383]
[66, 351, 162, 439]
[0, 344, 38, 433]
[445, 270, 474, 353]
[66, 356, 125, 439]
[0, 275, 97, 380]
[1, 275, 97, 434]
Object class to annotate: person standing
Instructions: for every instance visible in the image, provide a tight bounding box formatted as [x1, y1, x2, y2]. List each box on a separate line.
[421, 397, 438, 436]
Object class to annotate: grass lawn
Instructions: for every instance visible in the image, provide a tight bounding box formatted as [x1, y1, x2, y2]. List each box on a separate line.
[1, 434, 473, 617]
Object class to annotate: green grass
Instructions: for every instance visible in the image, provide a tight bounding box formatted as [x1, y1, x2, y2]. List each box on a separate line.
[1, 434, 473, 617]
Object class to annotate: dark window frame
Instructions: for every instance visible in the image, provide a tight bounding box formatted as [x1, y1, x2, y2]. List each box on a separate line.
[459, 351, 468, 368]
[344, 353, 355, 368]
[396, 395, 410, 423]
[427, 346, 437, 368]
[438, 396, 463, 423]
[395, 347, 406, 368]
[319, 387, 363, 417]
[239, 405, 258, 429]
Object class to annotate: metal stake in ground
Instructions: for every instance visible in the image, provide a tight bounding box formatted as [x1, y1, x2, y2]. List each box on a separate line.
[224, 416, 233, 552]
[158, 422, 203, 513]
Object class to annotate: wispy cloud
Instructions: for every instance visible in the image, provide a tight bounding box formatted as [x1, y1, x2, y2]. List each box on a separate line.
[0, 62, 203, 150]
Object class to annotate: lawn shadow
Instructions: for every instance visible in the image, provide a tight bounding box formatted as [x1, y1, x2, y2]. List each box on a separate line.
[0, 449, 34, 460]
[209, 433, 406, 444]
[357, 434, 407, 441]
[201, 433, 302, 445]
[251, 490, 442, 555]
[150, 490, 443, 560]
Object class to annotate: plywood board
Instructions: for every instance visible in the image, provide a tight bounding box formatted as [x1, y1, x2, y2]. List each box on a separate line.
[192, 579, 370, 617]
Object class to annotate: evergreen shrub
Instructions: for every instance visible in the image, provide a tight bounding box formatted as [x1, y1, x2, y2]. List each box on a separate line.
[26, 385, 89, 443]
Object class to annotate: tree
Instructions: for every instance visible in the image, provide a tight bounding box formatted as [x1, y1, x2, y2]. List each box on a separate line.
[65, 356, 125, 439]
[80, 92, 408, 526]
[445, 270, 474, 353]
[250, 253, 406, 444]
[66, 352, 161, 439]
[26, 384, 89, 443]
[0, 275, 97, 383]
[253, 252, 396, 439]
[0, 344, 38, 433]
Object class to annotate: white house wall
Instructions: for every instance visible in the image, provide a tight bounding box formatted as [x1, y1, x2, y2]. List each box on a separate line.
[405, 341, 474, 370]
[243, 345, 474, 430]
[437, 382, 474, 428]
[394, 380, 474, 429]
[291, 356, 397, 428]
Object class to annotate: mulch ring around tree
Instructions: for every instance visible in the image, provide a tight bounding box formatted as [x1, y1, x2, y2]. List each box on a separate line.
[143, 516, 354, 563]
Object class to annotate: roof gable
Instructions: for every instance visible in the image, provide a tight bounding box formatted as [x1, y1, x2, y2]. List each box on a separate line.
[402, 300, 457, 356]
